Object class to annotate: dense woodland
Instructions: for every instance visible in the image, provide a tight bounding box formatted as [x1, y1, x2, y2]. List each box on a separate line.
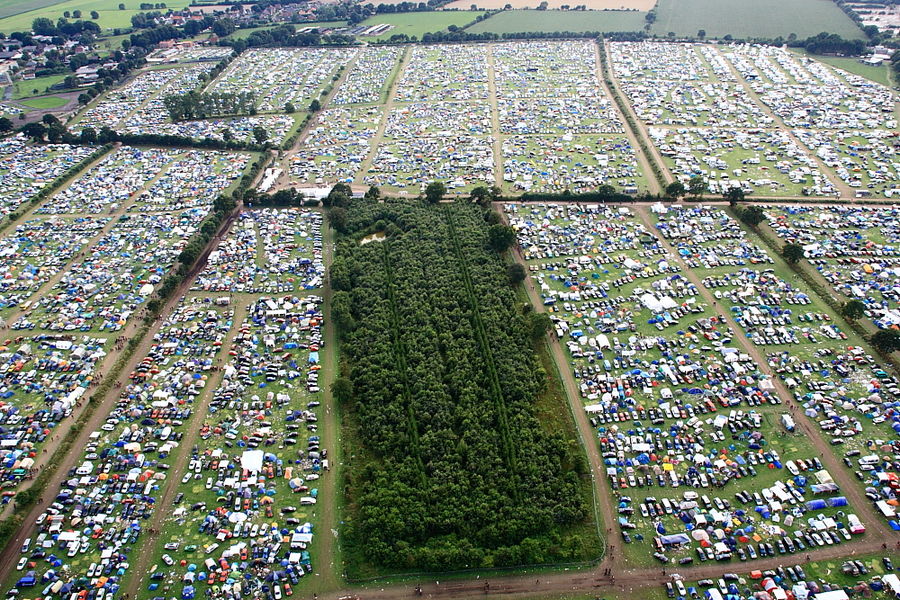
[333, 201, 590, 572]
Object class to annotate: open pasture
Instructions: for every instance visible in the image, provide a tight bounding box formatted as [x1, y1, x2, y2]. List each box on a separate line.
[649, 0, 865, 39]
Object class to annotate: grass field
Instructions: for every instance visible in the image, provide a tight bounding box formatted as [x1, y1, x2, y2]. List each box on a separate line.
[794, 50, 895, 86]
[0, 0, 191, 33]
[356, 10, 485, 40]
[11, 73, 73, 99]
[650, 0, 865, 39]
[467, 9, 647, 33]
[18, 95, 69, 108]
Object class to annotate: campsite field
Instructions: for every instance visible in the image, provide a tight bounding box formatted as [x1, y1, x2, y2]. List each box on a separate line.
[467, 9, 647, 33]
[356, 10, 485, 40]
[649, 0, 865, 39]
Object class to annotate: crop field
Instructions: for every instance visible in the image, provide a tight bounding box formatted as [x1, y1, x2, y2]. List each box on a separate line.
[467, 9, 647, 33]
[333, 200, 597, 574]
[649, 0, 865, 39]
[355, 10, 485, 40]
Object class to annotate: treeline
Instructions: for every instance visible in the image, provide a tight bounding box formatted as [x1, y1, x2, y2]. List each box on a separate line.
[164, 90, 256, 121]
[336, 201, 590, 572]
[792, 31, 868, 55]
[219, 23, 354, 51]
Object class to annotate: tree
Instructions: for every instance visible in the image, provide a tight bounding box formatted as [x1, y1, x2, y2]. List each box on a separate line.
[331, 376, 354, 404]
[840, 299, 866, 321]
[309, 99, 321, 112]
[328, 206, 349, 234]
[119, 3, 126, 9]
[364, 185, 380, 201]
[738, 205, 766, 227]
[20, 122, 46, 141]
[325, 183, 352, 208]
[688, 175, 706, 198]
[871, 329, 900, 353]
[697, 29, 706, 38]
[252, 125, 268, 145]
[487, 224, 516, 253]
[723, 186, 744, 206]
[79, 126, 97, 144]
[31, 17, 57, 36]
[72, 10, 81, 18]
[526, 311, 553, 341]
[782, 243, 804, 264]
[0, 117, 12, 133]
[284, 102, 296, 114]
[507, 263, 526, 285]
[424, 181, 446, 204]
[90, 10, 99, 19]
[665, 181, 685, 201]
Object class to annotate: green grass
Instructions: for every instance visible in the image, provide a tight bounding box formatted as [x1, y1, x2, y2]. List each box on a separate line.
[356, 10, 485, 40]
[18, 95, 69, 108]
[650, 0, 866, 39]
[12, 73, 73, 99]
[468, 9, 647, 33]
[0, 0, 192, 33]
[795, 50, 894, 87]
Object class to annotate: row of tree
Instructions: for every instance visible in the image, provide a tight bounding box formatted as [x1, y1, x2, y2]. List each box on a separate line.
[163, 90, 256, 121]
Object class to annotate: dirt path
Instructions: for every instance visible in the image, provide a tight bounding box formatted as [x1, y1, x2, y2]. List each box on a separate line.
[353, 47, 410, 188]
[631, 204, 892, 541]
[594, 42, 662, 196]
[120, 299, 250, 599]
[599, 41, 674, 188]
[308, 217, 342, 594]
[486, 45, 504, 191]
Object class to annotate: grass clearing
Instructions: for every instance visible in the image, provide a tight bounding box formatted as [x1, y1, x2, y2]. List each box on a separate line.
[793, 49, 894, 87]
[12, 73, 73, 99]
[468, 9, 647, 34]
[18, 95, 69, 109]
[356, 10, 485, 40]
[650, 0, 865, 39]
[0, 0, 69, 19]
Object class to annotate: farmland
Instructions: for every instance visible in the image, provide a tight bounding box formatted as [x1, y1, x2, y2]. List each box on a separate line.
[467, 9, 648, 34]
[649, 0, 866, 39]
[334, 201, 596, 573]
